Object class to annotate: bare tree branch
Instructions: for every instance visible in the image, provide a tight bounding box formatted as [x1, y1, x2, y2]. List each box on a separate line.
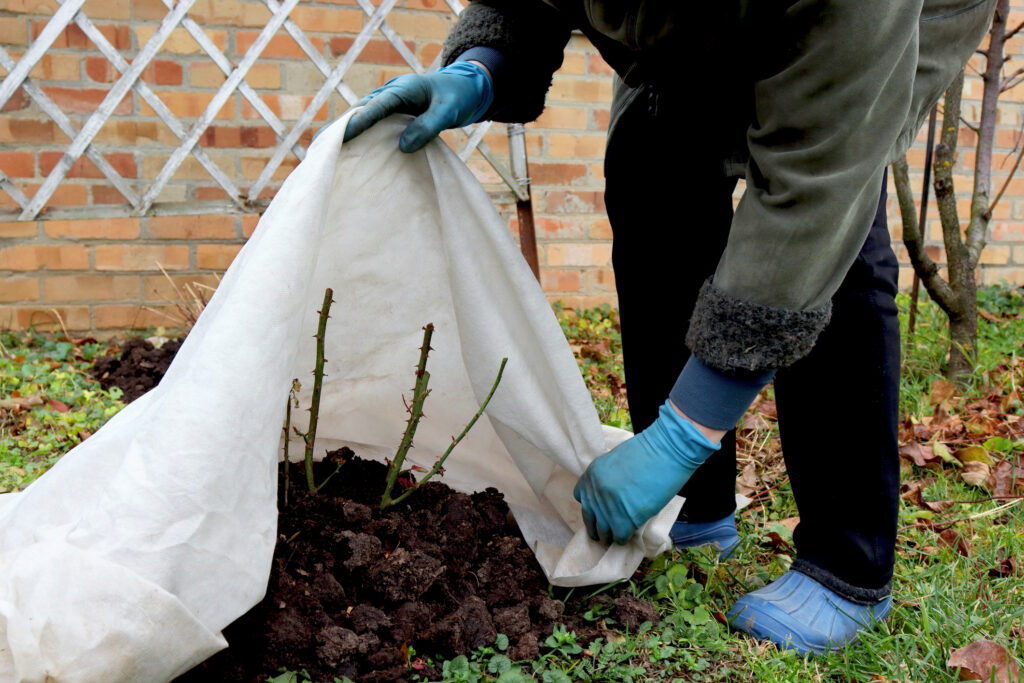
[985, 142, 1024, 220]
[893, 156, 956, 308]
[1006, 18, 1024, 40]
[1000, 66, 1024, 92]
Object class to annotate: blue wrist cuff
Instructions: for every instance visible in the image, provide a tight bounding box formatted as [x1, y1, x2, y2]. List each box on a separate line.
[669, 357, 775, 431]
[455, 46, 505, 120]
[438, 60, 494, 124]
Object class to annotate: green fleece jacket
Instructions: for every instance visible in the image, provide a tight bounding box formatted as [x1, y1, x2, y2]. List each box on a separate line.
[441, 0, 994, 374]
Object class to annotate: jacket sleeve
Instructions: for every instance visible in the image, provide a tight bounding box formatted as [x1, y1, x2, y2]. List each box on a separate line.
[440, 1, 572, 123]
[687, 0, 924, 375]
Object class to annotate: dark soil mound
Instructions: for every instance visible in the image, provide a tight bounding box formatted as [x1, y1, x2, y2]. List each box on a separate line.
[178, 450, 658, 682]
[90, 337, 181, 403]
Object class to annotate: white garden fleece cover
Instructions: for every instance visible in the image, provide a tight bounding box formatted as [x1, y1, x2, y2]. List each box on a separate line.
[0, 112, 681, 681]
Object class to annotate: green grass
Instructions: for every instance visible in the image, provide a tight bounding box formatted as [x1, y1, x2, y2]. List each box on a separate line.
[1, 286, 1022, 682]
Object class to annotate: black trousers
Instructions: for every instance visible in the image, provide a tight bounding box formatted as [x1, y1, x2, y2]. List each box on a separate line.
[604, 86, 900, 602]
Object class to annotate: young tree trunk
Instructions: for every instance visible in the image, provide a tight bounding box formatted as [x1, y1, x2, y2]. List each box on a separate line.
[893, 0, 1013, 384]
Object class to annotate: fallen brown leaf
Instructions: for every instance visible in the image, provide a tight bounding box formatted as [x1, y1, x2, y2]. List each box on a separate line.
[736, 463, 760, 497]
[988, 556, 1018, 578]
[45, 398, 70, 413]
[947, 639, 1022, 682]
[962, 461, 992, 489]
[931, 379, 958, 407]
[938, 528, 972, 557]
[992, 460, 1024, 497]
[779, 517, 800, 533]
[900, 442, 935, 468]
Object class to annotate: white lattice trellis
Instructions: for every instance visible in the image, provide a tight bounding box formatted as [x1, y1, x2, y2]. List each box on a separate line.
[0, 0, 532, 222]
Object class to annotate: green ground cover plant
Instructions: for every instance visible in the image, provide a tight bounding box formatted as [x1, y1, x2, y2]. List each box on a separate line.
[0, 285, 1021, 681]
[0, 330, 124, 492]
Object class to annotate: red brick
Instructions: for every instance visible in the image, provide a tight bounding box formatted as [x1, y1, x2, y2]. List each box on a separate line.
[329, 37, 408, 64]
[134, 26, 226, 54]
[992, 222, 1024, 241]
[34, 22, 129, 50]
[83, 0, 131, 20]
[93, 304, 176, 330]
[587, 268, 616, 292]
[33, 183, 89, 206]
[289, 6, 362, 33]
[44, 217, 139, 239]
[241, 94, 327, 121]
[95, 245, 189, 271]
[0, 118, 69, 143]
[42, 87, 132, 115]
[531, 163, 588, 186]
[0, 151, 34, 178]
[0, 221, 37, 238]
[593, 108, 611, 130]
[193, 186, 230, 201]
[587, 217, 612, 240]
[241, 214, 260, 237]
[542, 191, 604, 214]
[131, 0, 168, 21]
[545, 243, 612, 267]
[92, 120, 164, 146]
[92, 186, 136, 204]
[0, 244, 89, 270]
[1, 88, 29, 112]
[3, 0, 58, 15]
[532, 106, 587, 130]
[44, 274, 140, 301]
[85, 57, 116, 83]
[589, 54, 613, 75]
[145, 60, 183, 86]
[0, 305, 90, 330]
[39, 152, 137, 178]
[0, 17, 28, 46]
[420, 42, 443, 66]
[196, 243, 242, 269]
[140, 90, 233, 120]
[0, 277, 40, 303]
[143, 273, 220, 301]
[146, 215, 236, 239]
[236, 32, 323, 59]
[1, 89, 29, 112]
[540, 269, 581, 293]
[513, 216, 584, 239]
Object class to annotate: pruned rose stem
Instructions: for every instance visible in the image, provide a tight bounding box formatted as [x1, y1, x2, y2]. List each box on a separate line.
[381, 323, 434, 509]
[301, 288, 334, 493]
[385, 356, 507, 508]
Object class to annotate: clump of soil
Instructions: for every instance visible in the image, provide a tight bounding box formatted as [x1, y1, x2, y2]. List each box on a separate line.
[90, 338, 182, 402]
[178, 449, 658, 682]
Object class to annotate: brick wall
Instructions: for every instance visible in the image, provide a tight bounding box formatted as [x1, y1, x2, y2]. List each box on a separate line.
[1, 1, 1023, 334]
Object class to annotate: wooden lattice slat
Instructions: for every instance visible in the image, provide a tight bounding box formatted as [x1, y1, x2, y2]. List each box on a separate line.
[0, 0, 532, 219]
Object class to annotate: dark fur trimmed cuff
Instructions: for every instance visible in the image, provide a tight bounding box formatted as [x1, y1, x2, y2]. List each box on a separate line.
[685, 279, 832, 375]
[440, 3, 568, 123]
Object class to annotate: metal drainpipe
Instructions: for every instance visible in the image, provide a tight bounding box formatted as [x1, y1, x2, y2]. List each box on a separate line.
[507, 123, 541, 281]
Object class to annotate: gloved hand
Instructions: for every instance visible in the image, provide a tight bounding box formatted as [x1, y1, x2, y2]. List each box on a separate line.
[342, 61, 493, 153]
[574, 400, 721, 545]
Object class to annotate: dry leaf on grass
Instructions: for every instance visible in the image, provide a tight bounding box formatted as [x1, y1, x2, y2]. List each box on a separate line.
[988, 556, 1018, 578]
[961, 461, 993, 489]
[736, 462, 760, 497]
[947, 639, 1022, 682]
[931, 379, 958, 407]
[937, 528, 972, 557]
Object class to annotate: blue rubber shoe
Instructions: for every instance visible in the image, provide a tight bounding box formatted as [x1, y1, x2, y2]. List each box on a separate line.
[669, 514, 740, 560]
[726, 570, 892, 655]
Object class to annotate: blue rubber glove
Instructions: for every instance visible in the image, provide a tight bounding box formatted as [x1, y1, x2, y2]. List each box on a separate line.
[342, 61, 493, 153]
[574, 400, 721, 545]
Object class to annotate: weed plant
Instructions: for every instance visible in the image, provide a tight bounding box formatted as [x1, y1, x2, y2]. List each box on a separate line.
[0, 330, 124, 491]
